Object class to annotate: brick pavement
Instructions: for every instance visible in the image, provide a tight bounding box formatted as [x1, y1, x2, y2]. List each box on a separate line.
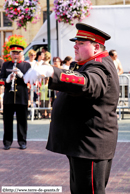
[0, 141, 130, 194]
[106, 142, 130, 194]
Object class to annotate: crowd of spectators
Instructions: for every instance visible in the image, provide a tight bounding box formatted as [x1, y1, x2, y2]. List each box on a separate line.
[0, 47, 123, 119]
[25, 48, 73, 119]
[0, 48, 73, 119]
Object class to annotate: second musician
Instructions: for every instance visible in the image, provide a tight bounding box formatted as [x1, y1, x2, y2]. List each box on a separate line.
[0, 44, 31, 150]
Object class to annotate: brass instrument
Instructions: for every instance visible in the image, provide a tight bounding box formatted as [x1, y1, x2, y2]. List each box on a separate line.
[10, 59, 17, 92]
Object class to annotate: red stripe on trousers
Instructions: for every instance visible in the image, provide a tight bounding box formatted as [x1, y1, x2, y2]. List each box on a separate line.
[91, 161, 94, 194]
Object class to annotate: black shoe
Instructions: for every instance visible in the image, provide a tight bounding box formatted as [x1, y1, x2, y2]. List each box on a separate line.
[19, 145, 26, 150]
[4, 145, 10, 150]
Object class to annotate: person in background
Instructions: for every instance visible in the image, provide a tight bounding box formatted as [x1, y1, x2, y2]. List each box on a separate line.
[109, 50, 123, 75]
[42, 51, 55, 107]
[24, 23, 119, 194]
[53, 57, 62, 68]
[35, 51, 44, 66]
[39, 77, 51, 119]
[42, 46, 48, 54]
[41, 46, 47, 61]
[26, 50, 38, 113]
[0, 57, 5, 112]
[43, 51, 51, 66]
[26, 49, 38, 68]
[0, 44, 31, 150]
[51, 56, 62, 104]
[62, 56, 73, 70]
[0, 57, 4, 73]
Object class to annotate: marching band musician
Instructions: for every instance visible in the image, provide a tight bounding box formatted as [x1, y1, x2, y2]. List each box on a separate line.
[0, 44, 31, 150]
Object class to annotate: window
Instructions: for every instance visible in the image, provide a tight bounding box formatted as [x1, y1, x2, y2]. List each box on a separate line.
[3, 13, 12, 27]
[4, 31, 12, 42]
[0, 11, 13, 57]
[43, 11, 52, 23]
[24, 44, 47, 61]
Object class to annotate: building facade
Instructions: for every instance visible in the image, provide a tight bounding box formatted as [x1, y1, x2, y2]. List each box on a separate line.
[0, 0, 130, 57]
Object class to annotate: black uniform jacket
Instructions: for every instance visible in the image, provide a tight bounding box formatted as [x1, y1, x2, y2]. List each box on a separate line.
[0, 59, 4, 73]
[0, 61, 31, 105]
[46, 51, 119, 160]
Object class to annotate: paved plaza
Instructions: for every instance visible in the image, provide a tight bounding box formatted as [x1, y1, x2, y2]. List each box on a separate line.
[0, 115, 130, 194]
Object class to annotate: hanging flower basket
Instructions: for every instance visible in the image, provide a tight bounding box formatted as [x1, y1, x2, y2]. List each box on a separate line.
[53, 0, 92, 25]
[2, 34, 28, 62]
[3, 0, 41, 30]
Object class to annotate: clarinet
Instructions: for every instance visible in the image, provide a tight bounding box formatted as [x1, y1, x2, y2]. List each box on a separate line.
[10, 59, 17, 92]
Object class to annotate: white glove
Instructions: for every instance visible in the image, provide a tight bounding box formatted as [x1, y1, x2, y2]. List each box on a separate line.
[16, 68, 23, 78]
[24, 68, 39, 84]
[38, 65, 54, 77]
[6, 73, 14, 83]
[24, 65, 54, 84]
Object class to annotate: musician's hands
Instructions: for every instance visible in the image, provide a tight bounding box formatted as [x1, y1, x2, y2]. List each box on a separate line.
[24, 65, 54, 84]
[6, 73, 14, 83]
[15, 68, 23, 78]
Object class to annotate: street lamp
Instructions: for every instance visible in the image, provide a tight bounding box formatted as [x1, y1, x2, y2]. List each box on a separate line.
[47, 0, 50, 52]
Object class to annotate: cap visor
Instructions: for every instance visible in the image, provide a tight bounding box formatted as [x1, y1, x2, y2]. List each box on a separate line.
[70, 37, 89, 42]
[70, 37, 77, 42]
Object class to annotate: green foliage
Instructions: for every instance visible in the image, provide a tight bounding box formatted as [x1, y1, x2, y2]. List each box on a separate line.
[3, 34, 27, 61]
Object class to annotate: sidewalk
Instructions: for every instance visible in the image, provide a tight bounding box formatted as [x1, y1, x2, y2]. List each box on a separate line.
[0, 117, 130, 194]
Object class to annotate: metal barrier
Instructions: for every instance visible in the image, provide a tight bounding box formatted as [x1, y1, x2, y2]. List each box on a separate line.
[28, 80, 54, 121]
[117, 74, 130, 120]
[0, 74, 130, 121]
[0, 79, 55, 121]
[28, 75, 130, 121]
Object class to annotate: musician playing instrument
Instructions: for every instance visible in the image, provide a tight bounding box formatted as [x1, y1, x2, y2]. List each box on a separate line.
[0, 44, 31, 150]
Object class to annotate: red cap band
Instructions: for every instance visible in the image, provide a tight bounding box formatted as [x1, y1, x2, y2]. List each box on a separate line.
[10, 47, 23, 51]
[76, 30, 106, 45]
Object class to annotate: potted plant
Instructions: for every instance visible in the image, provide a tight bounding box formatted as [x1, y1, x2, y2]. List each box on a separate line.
[4, 0, 41, 30]
[53, 0, 92, 25]
[3, 34, 27, 62]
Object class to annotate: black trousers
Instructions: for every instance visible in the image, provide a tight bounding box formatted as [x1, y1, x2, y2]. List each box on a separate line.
[67, 156, 112, 194]
[3, 104, 28, 147]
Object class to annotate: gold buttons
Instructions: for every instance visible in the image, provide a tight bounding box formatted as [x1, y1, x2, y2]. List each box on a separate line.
[66, 78, 69, 81]
[78, 79, 81, 82]
[72, 79, 75, 82]
[76, 66, 79, 69]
